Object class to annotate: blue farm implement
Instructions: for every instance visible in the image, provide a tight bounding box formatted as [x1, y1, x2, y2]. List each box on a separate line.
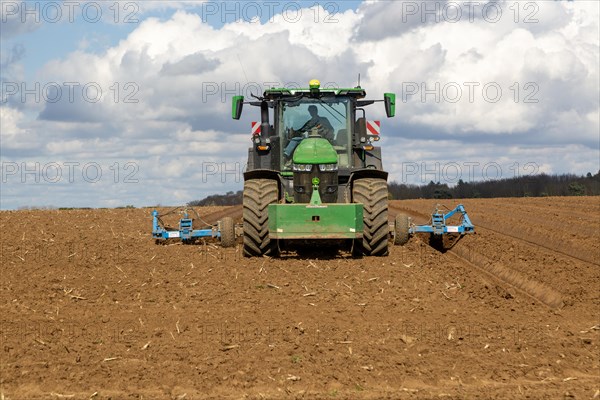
[152, 208, 236, 247]
[393, 204, 475, 246]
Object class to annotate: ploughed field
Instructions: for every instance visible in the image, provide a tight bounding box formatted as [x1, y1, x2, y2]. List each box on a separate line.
[1, 197, 599, 399]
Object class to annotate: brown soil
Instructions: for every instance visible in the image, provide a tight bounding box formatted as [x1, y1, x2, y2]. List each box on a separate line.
[1, 198, 599, 399]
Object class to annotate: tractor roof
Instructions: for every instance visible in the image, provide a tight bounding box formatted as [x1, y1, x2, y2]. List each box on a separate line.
[263, 87, 367, 100]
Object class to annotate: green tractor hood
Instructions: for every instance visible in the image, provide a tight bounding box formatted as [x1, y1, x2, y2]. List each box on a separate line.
[292, 137, 338, 164]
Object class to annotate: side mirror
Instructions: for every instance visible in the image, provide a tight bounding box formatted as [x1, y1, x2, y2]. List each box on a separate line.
[232, 95, 244, 120]
[384, 93, 396, 118]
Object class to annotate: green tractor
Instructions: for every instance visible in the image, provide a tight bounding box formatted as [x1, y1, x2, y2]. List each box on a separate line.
[232, 79, 396, 257]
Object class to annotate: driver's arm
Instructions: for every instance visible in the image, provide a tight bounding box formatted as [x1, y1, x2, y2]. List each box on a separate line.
[320, 117, 335, 143]
[298, 116, 317, 133]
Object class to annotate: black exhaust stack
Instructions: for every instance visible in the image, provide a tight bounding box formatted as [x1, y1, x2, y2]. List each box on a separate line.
[255, 99, 279, 169]
[260, 101, 269, 139]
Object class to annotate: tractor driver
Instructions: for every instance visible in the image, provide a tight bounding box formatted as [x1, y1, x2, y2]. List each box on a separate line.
[284, 105, 335, 160]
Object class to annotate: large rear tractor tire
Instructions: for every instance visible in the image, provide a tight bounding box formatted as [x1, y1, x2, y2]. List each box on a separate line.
[394, 213, 410, 245]
[352, 178, 389, 256]
[219, 217, 236, 248]
[243, 179, 279, 257]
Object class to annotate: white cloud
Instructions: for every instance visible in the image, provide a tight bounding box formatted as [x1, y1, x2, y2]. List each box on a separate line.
[352, 1, 599, 139]
[0, 107, 31, 150]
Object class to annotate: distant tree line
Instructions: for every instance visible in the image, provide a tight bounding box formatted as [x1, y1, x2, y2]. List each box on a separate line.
[389, 171, 600, 200]
[187, 172, 600, 206]
[188, 190, 243, 206]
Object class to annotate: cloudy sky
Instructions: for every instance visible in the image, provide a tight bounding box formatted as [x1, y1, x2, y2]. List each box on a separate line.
[1, 0, 598, 209]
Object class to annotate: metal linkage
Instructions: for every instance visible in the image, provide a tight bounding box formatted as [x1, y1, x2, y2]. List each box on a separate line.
[410, 204, 475, 236]
[152, 210, 220, 242]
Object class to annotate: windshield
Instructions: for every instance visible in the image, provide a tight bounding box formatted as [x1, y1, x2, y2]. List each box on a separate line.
[279, 98, 352, 171]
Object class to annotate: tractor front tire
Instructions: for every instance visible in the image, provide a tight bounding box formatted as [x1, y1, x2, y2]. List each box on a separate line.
[219, 217, 236, 248]
[243, 179, 279, 257]
[353, 178, 389, 256]
[394, 213, 410, 245]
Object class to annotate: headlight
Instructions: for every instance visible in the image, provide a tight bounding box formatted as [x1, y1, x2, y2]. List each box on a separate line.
[293, 164, 313, 172]
[318, 164, 338, 172]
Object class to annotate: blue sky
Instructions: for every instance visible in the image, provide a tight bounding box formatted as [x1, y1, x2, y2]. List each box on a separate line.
[1, 0, 599, 209]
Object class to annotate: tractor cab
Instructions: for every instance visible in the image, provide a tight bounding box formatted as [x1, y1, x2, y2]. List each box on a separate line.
[232, 79, 396, 182]
[278, 97, 351, 172]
